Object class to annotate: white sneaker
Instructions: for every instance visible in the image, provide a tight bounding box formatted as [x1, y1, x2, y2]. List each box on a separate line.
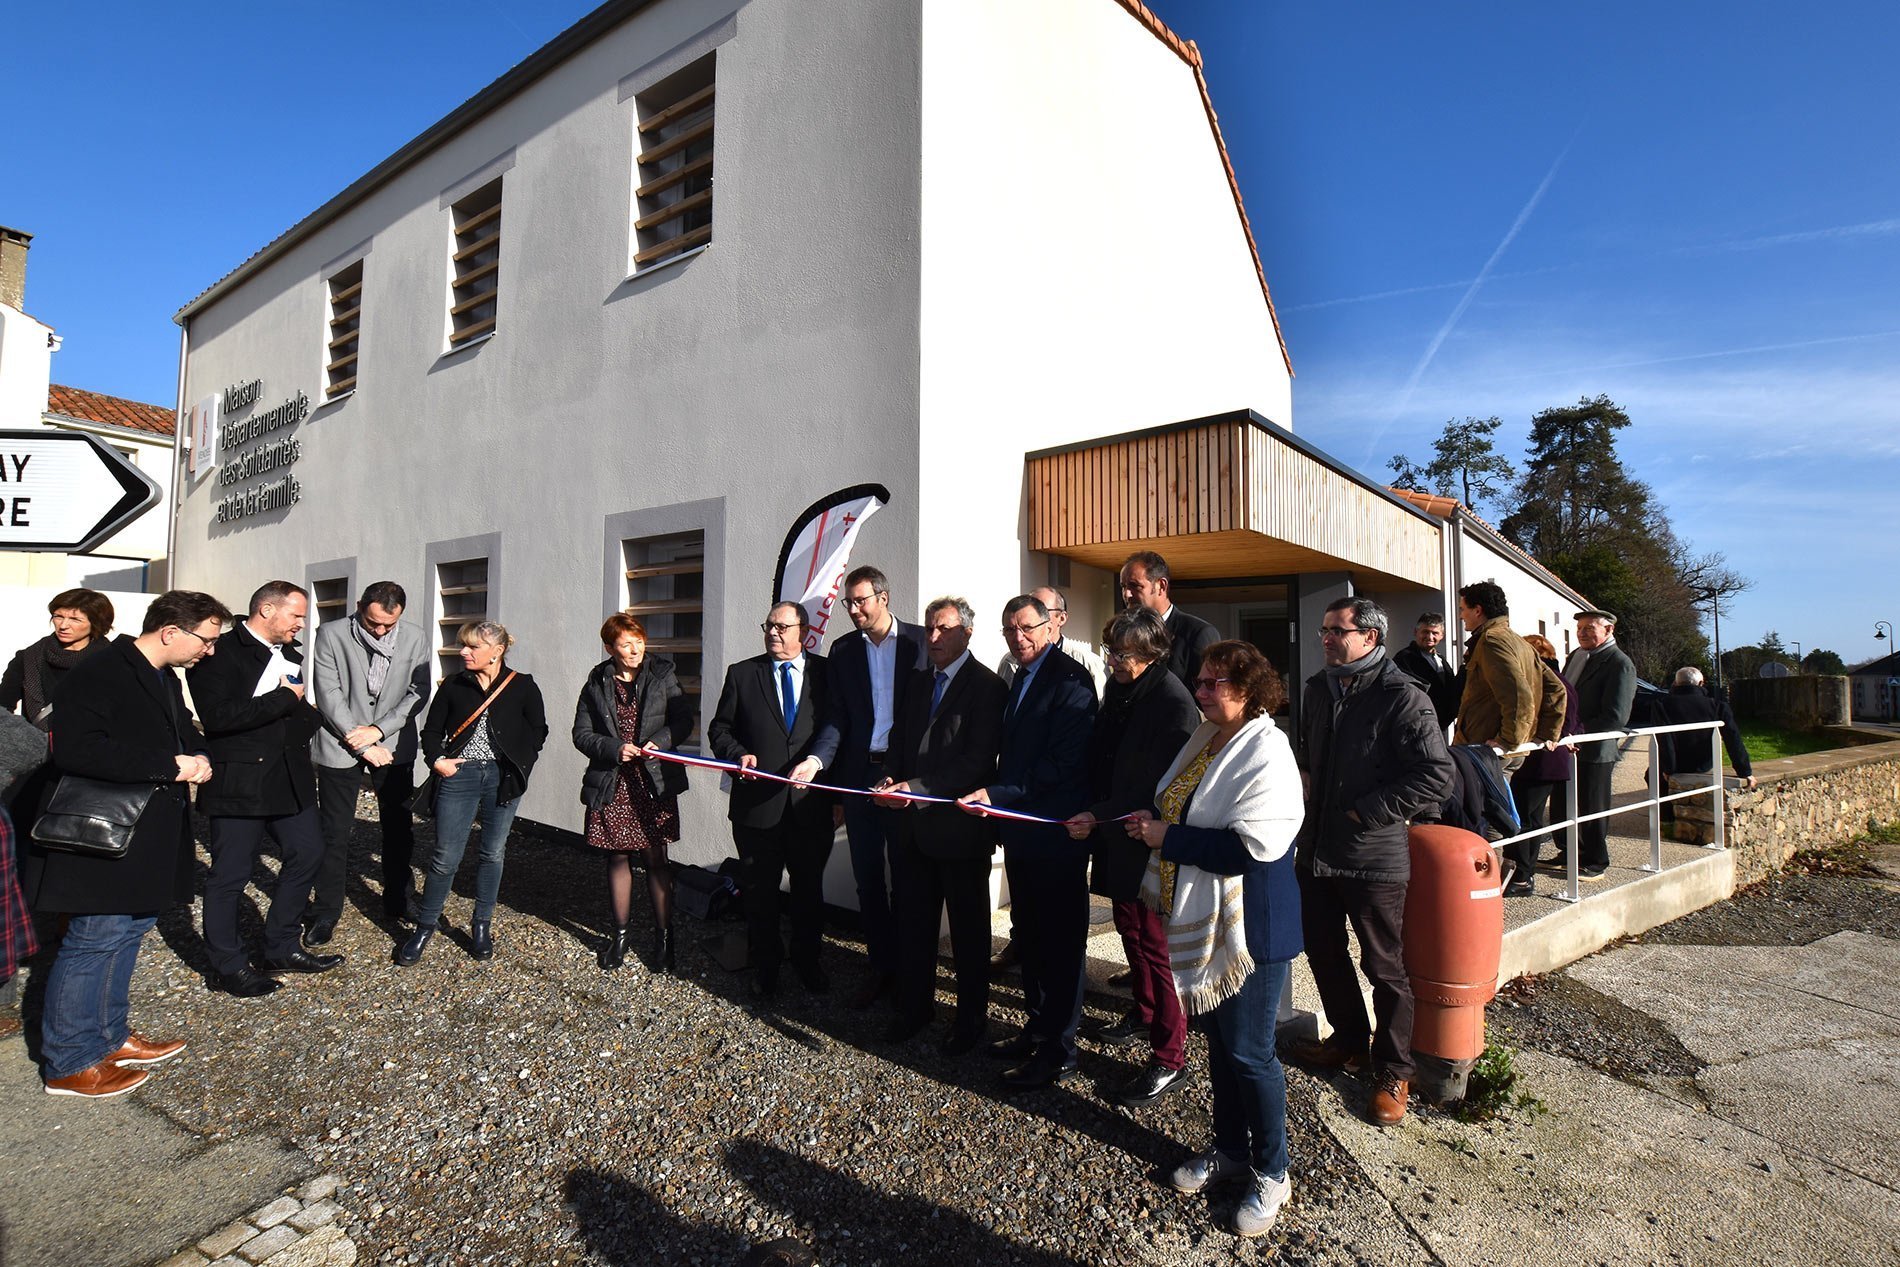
[1233, 1170, 1291, 1238]
[1168, 1147, 1247, 1193]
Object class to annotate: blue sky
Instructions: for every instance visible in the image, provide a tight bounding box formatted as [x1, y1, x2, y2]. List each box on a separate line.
[10, 2, 1896, 665]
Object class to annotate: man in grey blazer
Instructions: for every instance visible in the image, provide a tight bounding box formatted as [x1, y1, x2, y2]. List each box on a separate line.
[305, 581, 431, 940]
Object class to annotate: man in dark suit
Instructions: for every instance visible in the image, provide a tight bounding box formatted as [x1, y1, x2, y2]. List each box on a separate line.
[1393, 613, 1461, 729]
[873, 596, 1006, 1054]
[1560, 608, 1637, 878]
[959, 595, 1097, 1089]
[709, 601, 836, 999]
[803, 565, 928, 1008]
[1120, 550, 1218, 690]
[188, 581, 342, 996]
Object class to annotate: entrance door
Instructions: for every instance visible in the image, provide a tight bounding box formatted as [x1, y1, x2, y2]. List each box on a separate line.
[1238, 610, 1294, 723]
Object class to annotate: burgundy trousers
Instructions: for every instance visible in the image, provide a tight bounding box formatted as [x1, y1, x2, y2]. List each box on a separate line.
[1112, 898, 1186, 1070]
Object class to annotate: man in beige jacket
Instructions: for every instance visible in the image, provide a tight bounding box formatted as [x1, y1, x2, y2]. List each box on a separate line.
[1452, 580, 1538, 771]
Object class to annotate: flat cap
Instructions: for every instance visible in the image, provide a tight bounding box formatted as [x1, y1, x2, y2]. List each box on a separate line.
[1574, 608, 1617, 623]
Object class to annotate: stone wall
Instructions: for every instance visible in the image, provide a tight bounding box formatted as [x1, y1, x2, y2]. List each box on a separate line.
[1717, 740, 1900, 883]
[1730, 675, 1851, 729]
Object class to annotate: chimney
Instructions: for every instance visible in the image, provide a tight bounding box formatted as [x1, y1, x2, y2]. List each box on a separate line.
[0, 226, 31, 311]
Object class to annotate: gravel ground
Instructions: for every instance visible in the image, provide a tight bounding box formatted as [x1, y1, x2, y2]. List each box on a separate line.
[27, 807, 1421, 1267]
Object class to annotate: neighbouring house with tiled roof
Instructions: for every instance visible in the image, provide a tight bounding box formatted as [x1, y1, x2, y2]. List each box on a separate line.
[0, 227, 173, 607]
[167, 0, 1585, 865]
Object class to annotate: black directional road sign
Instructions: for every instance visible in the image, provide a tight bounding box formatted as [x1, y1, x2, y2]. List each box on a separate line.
[0, 428, 164, 554]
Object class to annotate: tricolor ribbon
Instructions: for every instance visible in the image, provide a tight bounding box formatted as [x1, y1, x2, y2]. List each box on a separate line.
[637, 748, 1138, 827]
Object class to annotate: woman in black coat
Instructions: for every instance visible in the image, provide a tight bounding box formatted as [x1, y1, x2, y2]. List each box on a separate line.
[1507, 633, 1579, 896]
[1, 587, 115, 731]
[401, 621, 548, 966]
[572, 613, 693, 971]
[1064, 607, 1202, 1108]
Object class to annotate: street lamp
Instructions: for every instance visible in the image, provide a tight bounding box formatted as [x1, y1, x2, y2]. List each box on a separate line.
[1702, 589, 1726, 692]
[1792, 641, 1802, 672]
[1879, 622, 1896, 719]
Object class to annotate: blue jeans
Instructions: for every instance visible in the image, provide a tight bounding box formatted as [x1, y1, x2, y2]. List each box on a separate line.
[1205, 958, 1290, 1179]
[416, 760, 519, 927]
[41, 914, 156, 1079]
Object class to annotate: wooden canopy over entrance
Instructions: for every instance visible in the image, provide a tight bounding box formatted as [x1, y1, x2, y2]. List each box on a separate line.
[1026, 410, 1442, 591]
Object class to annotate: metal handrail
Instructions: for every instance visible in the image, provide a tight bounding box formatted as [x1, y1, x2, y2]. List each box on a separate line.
[1480, 719, 1729, 904]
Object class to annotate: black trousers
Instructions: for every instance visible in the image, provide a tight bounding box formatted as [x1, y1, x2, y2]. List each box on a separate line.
[1509, 771, 1566, 875]
[732, 815, 833, 982]
[1577, 761, 1614, 869]
[890, 828, 992, 1034]
[1003, 842, 1089, 1063]
[1297, 871, 1415, 1080]
[311, 762, 416, 923]
[204, 807, 324, 976]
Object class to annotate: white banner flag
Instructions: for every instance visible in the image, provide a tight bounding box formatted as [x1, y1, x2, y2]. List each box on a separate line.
[189, 392, 219, 476]
[774, 484, 890, 651]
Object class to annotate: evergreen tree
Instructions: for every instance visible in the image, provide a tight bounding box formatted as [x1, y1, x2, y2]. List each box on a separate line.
[1386, 415, 1517, 517]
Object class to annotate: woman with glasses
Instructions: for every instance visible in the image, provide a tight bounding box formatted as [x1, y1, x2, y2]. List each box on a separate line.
[572, 612, 693, 971]
[1125, 640, 1304, 1239]
[400, 621, 547, 967]
[1063, 607, 1200, 1108]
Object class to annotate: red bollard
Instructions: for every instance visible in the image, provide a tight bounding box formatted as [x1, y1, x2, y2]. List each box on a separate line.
[1404, 824, 1504, 1098]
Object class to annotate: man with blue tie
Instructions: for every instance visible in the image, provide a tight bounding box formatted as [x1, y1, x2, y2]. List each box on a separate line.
[959, 594, 1098, 1088]
[708, 602, 836, 999]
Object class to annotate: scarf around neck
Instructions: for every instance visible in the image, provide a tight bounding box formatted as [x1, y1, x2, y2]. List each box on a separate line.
[349, 615, 400, 697]
[21, 635, 95, 730]
[1324, 642, 1386, 682]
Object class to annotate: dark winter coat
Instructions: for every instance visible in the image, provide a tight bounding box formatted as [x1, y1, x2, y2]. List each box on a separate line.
[1516, 658, 1580, 783]
[23, 637, 205, 915]
[1393, 641, 1461, 728]
[186, 625, 322, 818]
[1295, 656, 1454, 884]
[572, 656, 693, 811]
[1083, 665, 1202, 901]
[881, 658, 1008, 861]
[420, 667, 549, 804]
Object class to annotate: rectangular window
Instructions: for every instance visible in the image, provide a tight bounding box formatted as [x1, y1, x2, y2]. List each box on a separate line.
[632, 55, 714, 271]
[623, 531, 704, 746]
[325, 260, 363, 397]
[449, 180, 502, 347]
[435, 557, 490, 676]
[313, 577, 350, 629]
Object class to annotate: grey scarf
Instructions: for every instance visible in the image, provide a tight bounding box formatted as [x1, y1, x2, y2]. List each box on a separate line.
[1325, 643, 1386, 693]
[349, 615, 400, 698]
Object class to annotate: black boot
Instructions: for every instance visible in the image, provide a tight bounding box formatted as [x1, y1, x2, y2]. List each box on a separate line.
[470, 918, 495, 961]
[653, 924, 675, 974]
[598, 923, 630, 971]
[394, 924, 435, 967]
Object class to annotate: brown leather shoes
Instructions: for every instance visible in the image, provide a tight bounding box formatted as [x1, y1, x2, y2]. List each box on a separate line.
[1370, 1070, 1409, 1126]
[111, 1033, 188, 1067]
[1284, 1035, 1370, 1074]
[44, 1059, 149, 1099]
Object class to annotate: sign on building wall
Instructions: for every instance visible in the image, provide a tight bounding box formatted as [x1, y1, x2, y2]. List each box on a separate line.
[211, 378, 307, 523]
[0, 429, 163, 552]
[187, 391, 219, 475]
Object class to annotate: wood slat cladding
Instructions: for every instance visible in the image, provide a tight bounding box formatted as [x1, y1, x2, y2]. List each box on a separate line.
[1027, 416, 1440, 590]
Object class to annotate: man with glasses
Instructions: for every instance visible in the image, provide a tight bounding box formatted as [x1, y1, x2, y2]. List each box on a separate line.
[23, 591, 226, 1097]
[997, 587, 1106, 700]
[189, 581, 341, 997]
[1287, 597, 1451, 1128]
[958, 595, 1097, 1089]
[803, 566, 928, 1008]
[709, 602, 837, 999]
[306, 581, 431, 940]
[1119, 551, 1218, 690]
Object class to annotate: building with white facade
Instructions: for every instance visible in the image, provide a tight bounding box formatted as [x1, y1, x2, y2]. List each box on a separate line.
[168, 0, 1592, 865]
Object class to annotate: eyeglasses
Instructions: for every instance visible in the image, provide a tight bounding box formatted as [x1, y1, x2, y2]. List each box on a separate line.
[1318, 625, 1368, 640]
[1001, 620, 1049, 639]
[841, 593, 884, 611]
[1192, 676, 1232, 693]
[177, 627, 221, 649]
[761, 622, 803, 635]
[1103, 649, 1145, 665]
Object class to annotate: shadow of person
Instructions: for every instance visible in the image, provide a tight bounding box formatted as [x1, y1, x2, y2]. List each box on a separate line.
[724, 1139, 1091, 1267]
[564, 1166, 749, 1267]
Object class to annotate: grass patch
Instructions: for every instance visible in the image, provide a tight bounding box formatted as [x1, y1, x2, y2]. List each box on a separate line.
[1733, 721, 1843, 763]
[1450, 1043, 1548, 1123]
[1785, 818, 1899, 878]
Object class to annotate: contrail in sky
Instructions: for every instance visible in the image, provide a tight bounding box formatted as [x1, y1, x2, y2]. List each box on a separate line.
[1554, 328, 1900, 374]
[1288, 263, 1576, 312]
[1371, 133, 1580, 447]
[1692, 216, 1900, 253]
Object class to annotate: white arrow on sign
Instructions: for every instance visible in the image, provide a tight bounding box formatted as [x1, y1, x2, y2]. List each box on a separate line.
[0, 429, 164, 554]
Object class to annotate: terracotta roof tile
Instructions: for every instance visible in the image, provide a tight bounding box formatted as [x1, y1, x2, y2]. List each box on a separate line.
[46, 383, 176, 437]
[1387, 485, 1593, 609]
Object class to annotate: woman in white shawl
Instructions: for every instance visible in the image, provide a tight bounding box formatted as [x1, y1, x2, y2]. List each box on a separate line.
[1126, 640, 1304, 1240]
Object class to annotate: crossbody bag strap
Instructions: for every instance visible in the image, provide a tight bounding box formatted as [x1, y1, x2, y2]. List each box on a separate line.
[447, 670, 517, 752]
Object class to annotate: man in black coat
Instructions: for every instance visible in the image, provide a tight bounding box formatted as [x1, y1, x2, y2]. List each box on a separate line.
[1392, 613, 1460, 729]
[1655, 667, 1755, 808]
[188, 581, 340, 997]
[959, 595, 1097, 1089]
[708, 601, 836, 999]
[1120, 550, 1219, 690]
[1561, 609, 1637, 877]
[803, 565, 928, 1008]
[1289, 597, 1453, 1128]
[23, 590, 225, 1098]
[873, 596, 1006, 1054]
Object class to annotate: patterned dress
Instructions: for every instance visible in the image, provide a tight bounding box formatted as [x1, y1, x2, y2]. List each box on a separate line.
[584, 678, 682, 855]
